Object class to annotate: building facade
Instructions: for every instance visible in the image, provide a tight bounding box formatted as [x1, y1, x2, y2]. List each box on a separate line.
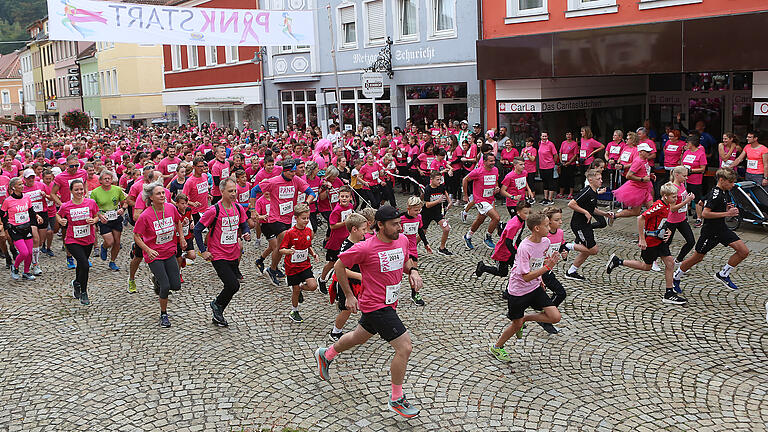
[52, 40, 89, 118]
[19, 48, 35, 117]
[78, 43, 101, 129]
[262, 0, 479, 135]
[161, 0, 262, 130]
[478, 0, 768, 150]
[0, 51, 23, 120]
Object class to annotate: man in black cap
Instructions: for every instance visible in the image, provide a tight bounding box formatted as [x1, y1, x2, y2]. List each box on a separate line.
[314, 205, 422, 419]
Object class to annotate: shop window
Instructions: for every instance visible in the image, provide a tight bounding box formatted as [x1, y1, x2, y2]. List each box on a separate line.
[324, 87, 392, 132]
[365, 0, 386, 45]
[280, 90, 319, 129]
[506, 0, 548, 23]
[170, 45, 182, 71]
[339, 5, 357, 49]
[565, 0, 618, 18]
[205, 46, 218, 66]
[397, 0, 418, 41]
[649, 73, 682, 92]
[430, 0, 456, 38]
[225, 46, 239, 63]
[686, 72, 729, 92]
[405, 83, 468, 126]
[733, 73, 753, 91]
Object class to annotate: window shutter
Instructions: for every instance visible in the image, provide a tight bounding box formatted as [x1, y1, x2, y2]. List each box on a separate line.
[367, 1, 385, 41]
[340, 6, 355, 25]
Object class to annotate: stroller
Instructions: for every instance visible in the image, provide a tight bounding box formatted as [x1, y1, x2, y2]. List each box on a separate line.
[726, 181, 768, 230]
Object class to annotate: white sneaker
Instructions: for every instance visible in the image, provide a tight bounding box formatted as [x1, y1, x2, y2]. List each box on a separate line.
[185, 258, 195, 266]
[32, 265, 42, 276]
[461, 211, 468, 223]
[652, 261, 661, 272]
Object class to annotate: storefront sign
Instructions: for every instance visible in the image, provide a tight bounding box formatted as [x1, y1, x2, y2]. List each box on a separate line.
[47, 0, 315, 46]
[649, 95, 681, 105]
[755, 101, 768, 116]
[499, 96, 644, 113]
[267, 116, 279, 135]
[46, 101, 58, 110]
[361, 72, 384, 98]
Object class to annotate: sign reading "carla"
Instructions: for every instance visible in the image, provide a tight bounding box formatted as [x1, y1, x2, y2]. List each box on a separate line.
[499, 96, 644, 113]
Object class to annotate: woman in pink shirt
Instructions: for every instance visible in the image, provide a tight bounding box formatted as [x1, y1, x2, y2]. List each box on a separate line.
[614, 142, 655, 220]
[717, 133, 741, 169]
[681, 135, 707, 226]
[357, 154, 382, 209]
[579, 126, 605, 174]
[538, 132, 558, 205]
[521, 137, 537, 195]
[659, 129, 684, 192]
[134, 183, 184, 328]
[1, 177, 41, 281]
[56, 179, 100, 305]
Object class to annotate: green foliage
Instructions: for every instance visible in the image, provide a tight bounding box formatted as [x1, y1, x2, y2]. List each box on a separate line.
[0, 0, 47, 54]
[13, 114, 35, 129]
[62, 110, 90, 130]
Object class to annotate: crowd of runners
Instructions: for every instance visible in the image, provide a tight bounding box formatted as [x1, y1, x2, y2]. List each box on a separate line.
[0, 118, 766, 418]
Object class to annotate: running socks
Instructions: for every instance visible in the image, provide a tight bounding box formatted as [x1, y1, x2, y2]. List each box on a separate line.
[673, 268, 686, 280]
[719, 264, 734, 278]
[325, 345, 338, 361]
[466, 230, 474, 238]
[32, 247, 40, 265]
[391, 384, 403, 401]
[568, 265, 579, 274]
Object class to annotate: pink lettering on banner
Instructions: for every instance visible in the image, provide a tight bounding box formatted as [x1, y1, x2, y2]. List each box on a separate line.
[201, 10, 215, 32]
[240, 12, 263, 43]
[220, 12, 238, 33]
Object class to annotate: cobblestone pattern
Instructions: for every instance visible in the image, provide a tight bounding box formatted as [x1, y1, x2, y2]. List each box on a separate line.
[1, 194, 767, 431]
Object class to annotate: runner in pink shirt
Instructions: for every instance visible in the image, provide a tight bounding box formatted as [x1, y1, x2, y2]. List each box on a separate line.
[578, 126, 605, 169]
[21, 169, 47, 275]
[538, 132, 558, 204]
[462, 154, 500, 250]
[318, 186, 355, 292]
[500, 158, 533, 217]
[181, 157, 211, 221]
[559, 132, 579, 198]
[209, 146, 231, 202]
[157, 146, 181, 186]
[134, 183, 184, 328]
[51, 154, 88, 207]
[1, 178, 41, 280]
[314, 205, 423, 418]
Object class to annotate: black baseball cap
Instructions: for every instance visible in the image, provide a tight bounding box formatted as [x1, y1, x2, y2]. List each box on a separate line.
[374, 205, 404, 222]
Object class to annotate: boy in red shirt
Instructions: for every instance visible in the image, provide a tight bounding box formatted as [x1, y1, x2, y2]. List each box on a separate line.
[279, 203, 319, 322]
[605, 183, 686, 305]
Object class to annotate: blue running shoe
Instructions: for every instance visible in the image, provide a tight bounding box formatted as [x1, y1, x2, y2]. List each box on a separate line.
[66, 257, 76, 269]
[88, 260, 92, 268]
[266, 268, 280, 286]
[672, 278, 682, 294]
[275, 268, 285, 279]
[483, 237, 496, 250]
[43, 247, 55, 257]
[464, 234, 474, 250]
[714, 272, 738, 290]
[100, 245, 107, 261]
[313, 347, 332, 380]
[109, 262, 120, 271]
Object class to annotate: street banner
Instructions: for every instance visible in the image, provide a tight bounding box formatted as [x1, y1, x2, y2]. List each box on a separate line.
[47, 0, 315, 46]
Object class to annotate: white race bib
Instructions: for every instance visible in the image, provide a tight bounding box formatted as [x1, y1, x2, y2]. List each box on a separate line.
[73, 224, 90, 238]
[548, 242, 561, 257]
[610, 146, 621, 154]
[238, 191, 249, 202]
[378, 248, 404, 273]
[722, 160, 733, 168]
[105, 210, 118, 221]
[14, 211, 30, 225]
[330, 192, 339, 203]
[279, 200, 293, 215]
[747, 159, 758, 170]
[683, 154, 696, 164]
[32, 201, 43, 212]
[196, 181, 208, 194]
[291, 248, 308, 263]
[666, 144, 678, 152]
[482, 188, 494, 198]
[580, 149, 587, 158]
[340, 208, 353, 222]
[153, 217, 174, 244]
[483, 175, 496, 186]
[402, 221, 418, 235]
[157, 231, 174, 244]
[278, 185, 295, 200]
[221, 167, 230, 178]
[371, 171, 379, 181]
[514, 176, 527, 190]
[531, 257, 545, 271]
[221, 230, 237, 245]
[385, 282, 400, 305]
[561, 154, 568, 162]
[167, 163, 178, 173]
[620, 152, 631, 162]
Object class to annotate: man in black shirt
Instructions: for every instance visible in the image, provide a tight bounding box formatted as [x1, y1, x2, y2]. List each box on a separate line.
[565, 169, 615, 281]
[673, 168, 749, 292]
[421, 172, 452, 255]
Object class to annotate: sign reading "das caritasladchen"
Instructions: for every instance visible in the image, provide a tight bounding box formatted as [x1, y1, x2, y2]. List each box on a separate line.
[499, 96, 644, 113]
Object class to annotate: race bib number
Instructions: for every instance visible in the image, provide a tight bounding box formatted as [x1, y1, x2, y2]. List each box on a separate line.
[340, 208, 353, 221]
[221, 168, 230, 178]
[580, 149, 587, 158]
[182, 221, 190, 236]
[153, 217, 175, 244]
[220, 215, 239, 245]
[620, 152, 631, 162]
[296, 193, 306, 204]
[666, 144, 678, 152]
[482, 188, 494, 198]
[483, 175, 496, 186]
[514, 177, 527, 190]
[291, 248, 308, 263]
[157, 231, 174, 244]
[105, 210, 118, 221]
[377, 248, 404, 273]
[32, 201, 44, 212]
[330, 192, 339, 203]
[721, 160, 733, 168]
[73, 224, 90, 239]
[14, 211, 30, 225]
[683, 154, 696, 164]
[385, 282, 401, 305]
[747, 159, 758, 170]
[167, 164, 178, 173]
[221, 230, 237, 245]
[610, 146, 621, 154]
[402, 222, 418, 236]
[531, 257, 545, 271]
[548, 242, 561, 257]
[238, 191, 249, 202]
[371, 171, 380, 181]
[561, 154, 568, 162]
[678, 202, 688, 213]
[279, 200, 293, 215]
[196, 181, 208, 194]
[46, 198, 54, 207]
[278, 185, 295, 200]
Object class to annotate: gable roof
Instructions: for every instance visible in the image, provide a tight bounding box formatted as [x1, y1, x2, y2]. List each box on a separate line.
[0, 52, 21, 79]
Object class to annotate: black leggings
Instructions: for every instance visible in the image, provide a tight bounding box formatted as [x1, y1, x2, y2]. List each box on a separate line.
[542, 271, 566, 307]
[66, 243, 93, 294]
[310, 211, 321, 233]
[667, 220, 695, 262]
[380, 183, 397, 207]
[211, 259, 241, 311]
[147, 256, 181, 300]
[358, 188, 380, 209]
[479, 256, 514, 277]
[559, 165, 576, 192]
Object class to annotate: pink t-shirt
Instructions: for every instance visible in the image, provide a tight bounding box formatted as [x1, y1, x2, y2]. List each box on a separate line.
[579, 138, 603, 165]
[663, 140, 684, 168]
[338, 234, 410, 313]
[210, 159, 231, 196]
[667, 182, 689, 224]
[23, 181, 48, 213]
[466, 166, 499, 204]
[521, 146, 537, 173]
[745, 144, 768, 174]
[182, 174, 210, 214]
[43, 181, 56, 216]
[199, 202, 247, 261]
[254, 194, 270, 217]
[1, 195, 33, 227]
[236, 182, 251, 208]
[501, 170, 527, 207]
[157, 157, 181, 185]
[359, 163, 381, 189]
[251, 165, 282, 185]
[401, 213, 423, 257]
[134, 203, 181, 263]
[0, 175, 9, 206]
[53, 169, 88, 203]
[507, 237, 551, 296]
[317, 177, 344, 213]
[326, 202, 354, 250]
[681, 147, 706, 185]
[618, 145, 638, 176]
[492, 215, 524, 262]
[605, 140, 624, 163]
[628, 157, 652, 186]
[500, 147, 519, 167]
[545, 229, 565, 258]
[259, 174, 310, 224]
[58, 199, 99, 245]
[559, 140, 578, 165]
[538, 140, 558, 170]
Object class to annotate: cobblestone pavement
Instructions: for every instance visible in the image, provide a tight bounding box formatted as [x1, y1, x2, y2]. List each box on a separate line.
[1, 194, 767, 431]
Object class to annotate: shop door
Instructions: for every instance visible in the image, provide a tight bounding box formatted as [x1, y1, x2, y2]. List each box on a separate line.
[688, 97, 722, 167]
[408, 104, 438, 129]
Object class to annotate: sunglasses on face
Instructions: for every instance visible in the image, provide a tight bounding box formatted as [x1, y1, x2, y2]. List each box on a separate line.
[69, 164, 79, 168]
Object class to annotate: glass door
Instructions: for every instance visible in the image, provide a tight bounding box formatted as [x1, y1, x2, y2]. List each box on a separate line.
[688, 96, 722, 167]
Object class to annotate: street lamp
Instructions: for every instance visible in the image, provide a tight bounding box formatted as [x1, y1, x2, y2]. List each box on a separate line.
[251, 49, 267, 128]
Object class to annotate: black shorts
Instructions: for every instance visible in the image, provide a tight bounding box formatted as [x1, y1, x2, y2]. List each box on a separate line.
[98, 217, 124, 235]
[571, 222, 596, 249]
[287, 267, 314, 286]
[48, 215, 57, 230]
[695, 225, 740, 255]
[506, 286, 554, 320]
[262, 221, 290, 240]
[130, 242, 143, 259]
[540, 168, 555, 191]
[359, 306, 407, 342]
[640, 242, 671, 264]
[326, 248, 340, 262]
[176, 239, 194, 257]
[422, 213, 444, 230]
[35, 212, 49, 230]
[334, 279, 361, 311]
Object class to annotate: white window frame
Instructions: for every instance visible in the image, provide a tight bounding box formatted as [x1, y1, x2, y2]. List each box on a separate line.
[364, 0, 386, 46]
[1, 91, 10, 105]
[565, 0, 618, 18]
[394, 0, 419, 42]
[187, 45, 198, 69]
[225, 46, 239, 63]
[105, 70, 112, 95]
[638, 0, 701, 10]
[428, 0, 457, 39]
[337, 4, 358, 50]
[506, 0, 549, 24]
[205, 46, 218, 66]
[276, 45, 311, 54]
[18, 89, 23, 103]
[171, 45, 182, 71]
[112, 69, 118, 95]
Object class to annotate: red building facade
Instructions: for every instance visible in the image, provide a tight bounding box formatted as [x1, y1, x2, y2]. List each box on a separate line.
[161, 0, 262, 128]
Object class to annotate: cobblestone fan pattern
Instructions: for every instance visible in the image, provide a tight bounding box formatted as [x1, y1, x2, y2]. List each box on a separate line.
[1, 195, 767, 431]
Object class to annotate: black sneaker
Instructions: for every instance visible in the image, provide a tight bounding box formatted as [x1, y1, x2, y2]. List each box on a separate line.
[328, 331, 343, 342]
[663, 291, 688, 305]
[411, 292, 425, 306]
[289, 310, 303, 322]
[275, 268, 286, 279]
[210, 301, 229, 327]
[319, 279, 328, 294]
[160, 313, 171, 328]
[564, 271, 587, 281]
[71, 280, 81, 299]
[265, 268, 280, 286]
[255, 258, 265, 274]
[80, 291, 90, 306]
[437, 248, 453, 256]
[605, 254, 622, 275]
[475, 262, 484, 277]
[298, 292, 305, 303]
[537, 322, 559, 334]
